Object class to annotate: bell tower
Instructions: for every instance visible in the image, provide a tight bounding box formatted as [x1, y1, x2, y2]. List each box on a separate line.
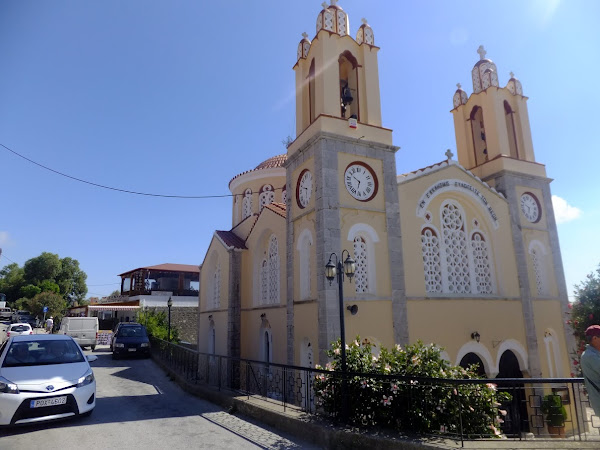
[285, 2, 406, 366]
[451, 47, 575, 378]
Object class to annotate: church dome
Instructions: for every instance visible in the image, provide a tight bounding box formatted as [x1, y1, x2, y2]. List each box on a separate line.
[356, 18, 374, 45]
[452, 83, 468, 109]
[255, 154, 287, 170]
[316, 1, 349, 37]
[472, 45, 499, 94]
[297, 32, 311, 61]
[506, 72, 524, 96]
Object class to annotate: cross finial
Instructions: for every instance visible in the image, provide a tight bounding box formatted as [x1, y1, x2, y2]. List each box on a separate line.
[361, 18, 368, 25]
[445, 149, 454, 160]
[509, 71, 515, 78]
[456, 83, 462, 90]
[477, 45, 486, 60]
[302, 32, 308, 39]
[330, 0, 338, 5]
[322, 2, 328, 9]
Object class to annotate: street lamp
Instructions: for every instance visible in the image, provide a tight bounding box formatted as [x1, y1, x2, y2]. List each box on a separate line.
[325, 249, 355, 420]
[167, 296, 173, 342]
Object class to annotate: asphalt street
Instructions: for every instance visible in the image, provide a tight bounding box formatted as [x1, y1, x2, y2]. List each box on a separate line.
[0, 345, 320, 449]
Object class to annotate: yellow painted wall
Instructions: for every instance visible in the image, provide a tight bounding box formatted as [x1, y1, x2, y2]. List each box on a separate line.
[344, 301, 395, 349]
[398, 165, 520, 298]
[534, 300, 572, 378]
[241, 307, 287, 364]
[200, 237, 230, 312]
[293, 301, 319, 365]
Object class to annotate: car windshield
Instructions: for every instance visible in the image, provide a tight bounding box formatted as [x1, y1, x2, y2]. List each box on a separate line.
[10, 325, 30, 332]
[117, 326, 146, 338]
[2, 340, 85, 367]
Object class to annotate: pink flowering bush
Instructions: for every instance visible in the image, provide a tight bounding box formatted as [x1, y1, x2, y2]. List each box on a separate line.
[313, 337, 510, 437]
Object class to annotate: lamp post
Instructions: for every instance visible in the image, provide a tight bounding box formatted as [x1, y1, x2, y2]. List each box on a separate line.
[325, 249, 355, 421]
[167, 296, 173, 342]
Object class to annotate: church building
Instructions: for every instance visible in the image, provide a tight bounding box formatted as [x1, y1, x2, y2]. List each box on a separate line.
[197, 1, 574, 381]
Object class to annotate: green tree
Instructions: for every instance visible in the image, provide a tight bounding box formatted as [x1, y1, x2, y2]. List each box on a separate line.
[28, 292, 68, 322]
[20, 284, 42, 299]
[569, 264, 600, 374]
[0, 263, 25, 304]
[23, 252, 61, 285]
[56, 257, 87, 304]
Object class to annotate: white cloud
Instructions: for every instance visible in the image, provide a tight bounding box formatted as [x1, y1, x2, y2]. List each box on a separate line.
[552, 195, 582, 224]
[0, 231, 11, 246]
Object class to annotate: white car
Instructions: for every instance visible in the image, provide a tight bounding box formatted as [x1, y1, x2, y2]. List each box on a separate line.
[0, 334, 96, 426]
[6, 323, 33, 339]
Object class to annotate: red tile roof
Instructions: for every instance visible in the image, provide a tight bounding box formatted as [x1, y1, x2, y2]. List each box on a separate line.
[118, 263, 200, 276]
[215, 230, 248, 250]
[229, 154, 287, 187]
[264, 202, 287, 218]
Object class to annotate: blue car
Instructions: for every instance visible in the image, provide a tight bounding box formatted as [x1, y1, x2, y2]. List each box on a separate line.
[111, 323, 151, 359]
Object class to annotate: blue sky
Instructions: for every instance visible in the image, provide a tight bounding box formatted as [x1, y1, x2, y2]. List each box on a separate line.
[0, 1, 598, 300]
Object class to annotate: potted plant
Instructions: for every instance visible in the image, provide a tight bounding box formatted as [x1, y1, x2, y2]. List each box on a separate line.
[541, 394, 567, 438]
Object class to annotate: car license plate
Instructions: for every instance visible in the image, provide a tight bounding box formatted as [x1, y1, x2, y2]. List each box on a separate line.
[128, 348, 137, 352]
[30, 396, 67, 408]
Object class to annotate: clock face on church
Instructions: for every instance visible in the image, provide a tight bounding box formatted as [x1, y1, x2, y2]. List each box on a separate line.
[520, 192, 541, 223]
[296, 169, 312, 208]
[344, 162, 378, 201]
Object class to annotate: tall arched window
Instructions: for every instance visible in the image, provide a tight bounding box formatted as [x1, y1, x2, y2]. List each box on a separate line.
[242, 189, 252, 220]
[441, 201, 471, 294]
[212, 263, 221, 309]
[504, 101, 519, 159]
[338, 51, 359, 120]
[297, 229, 313, 300]
[529, 240, 549, 297]
[268, 235, 280, 304]
[260, 259, 268, 304]
[471, 232, 493, 294]
[259, 184, 275, 212]
[421, 226, 442, 293]
[353, 236, 368, 293]
[470, 106, 487, 166]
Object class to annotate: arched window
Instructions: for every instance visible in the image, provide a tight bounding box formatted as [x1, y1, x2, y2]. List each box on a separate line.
[268, 235, 280, 304]
[259, 185, 275, 212]
[338, 51, 359, 120]
[441, 201, 471, 294]
[459, 352, 487, 377]
[209, 321, 216, 355]
[242, 189, 252, 220]
[212, 263, 221, 309]
[353, 236, 368, 293]
[471, 232, 494, 294]
[421, 226, 442, 293]
[309, 59, 316, 124]
[297, 229, 313, 300]
[470, 106, 487, 166]
[260, 259, 268, 304]
[261, 328, 272, 363]
[529, 240, 549, 297]
[543, 329, 563, 377]
[504, 101, 519, 159]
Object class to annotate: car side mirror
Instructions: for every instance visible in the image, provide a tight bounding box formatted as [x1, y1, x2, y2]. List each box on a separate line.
[86, 355, 98, 363]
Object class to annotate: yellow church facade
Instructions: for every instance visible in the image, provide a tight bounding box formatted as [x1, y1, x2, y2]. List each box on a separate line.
[197, 2, 574, 382]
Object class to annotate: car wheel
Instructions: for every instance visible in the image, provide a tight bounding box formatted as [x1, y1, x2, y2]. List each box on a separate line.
[91, 345, 96, 351]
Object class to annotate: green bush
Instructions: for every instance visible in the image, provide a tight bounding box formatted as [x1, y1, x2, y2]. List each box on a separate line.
[541, 394, 567, 427]
[313, 337, 510, 437]
[137, 309, 179, 342]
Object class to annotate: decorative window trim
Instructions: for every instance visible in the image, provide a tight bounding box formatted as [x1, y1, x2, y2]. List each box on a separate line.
[440, 200, 472, 294]
[543, 329, 563, 378]
[455, 342, 495, 378]
[259, 184, 275, 212]
[297, 229, 313, 300]
[470, 230, 496, 294]
[421, 224, 442, 294]
[242, 189, 253, 220]
[348, 223, 379, 295]
[212, 263, 221, 309]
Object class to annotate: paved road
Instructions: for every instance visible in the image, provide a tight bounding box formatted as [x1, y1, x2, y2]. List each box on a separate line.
[0, 346, 319, 450]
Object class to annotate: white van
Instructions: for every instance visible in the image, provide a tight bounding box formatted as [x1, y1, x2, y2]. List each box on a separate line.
[59, 317, 99, 350]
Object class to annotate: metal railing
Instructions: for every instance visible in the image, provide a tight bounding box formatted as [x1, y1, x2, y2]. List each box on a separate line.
[149, 338, 600, 446]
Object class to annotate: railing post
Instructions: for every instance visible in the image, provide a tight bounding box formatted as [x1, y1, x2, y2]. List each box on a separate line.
[218, 355, 222, 391]
[246, 361, 250, 399]
[283, 366, 287, 411]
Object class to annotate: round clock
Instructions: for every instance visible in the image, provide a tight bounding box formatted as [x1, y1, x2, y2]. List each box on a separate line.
[296, 169, 312, 208]
[344, 162, 378, 201]
[520, 192, 541, 223]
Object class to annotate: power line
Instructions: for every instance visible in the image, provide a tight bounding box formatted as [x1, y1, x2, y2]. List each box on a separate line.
[87, 283, 121, 286]
[0, 253, 16, 264]
[0, 143, 263, 199]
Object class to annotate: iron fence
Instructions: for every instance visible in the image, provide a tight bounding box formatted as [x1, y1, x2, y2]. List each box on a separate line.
[149, 337, 600, 446]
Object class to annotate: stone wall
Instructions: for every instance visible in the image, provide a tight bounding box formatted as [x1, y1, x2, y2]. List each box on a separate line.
[152, 307, 198, 345]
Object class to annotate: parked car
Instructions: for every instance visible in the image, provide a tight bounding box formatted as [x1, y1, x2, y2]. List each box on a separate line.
[0, 334, 97, 426]
[111, 323, 150, 359]
[11, 311, 36, 328]
[0, 307, 11, 322]
[58, 317, 98, 351]
[6, 323, 33, 339]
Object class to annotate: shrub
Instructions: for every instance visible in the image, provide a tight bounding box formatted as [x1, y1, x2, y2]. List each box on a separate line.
[137, 308, 179, 342]
[313, 337, 510, 437]
[541, 394, 567, 427]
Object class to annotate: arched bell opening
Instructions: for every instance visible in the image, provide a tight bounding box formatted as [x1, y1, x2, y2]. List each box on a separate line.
[338, 51, 359, 120]
[470, 106, 487, 166]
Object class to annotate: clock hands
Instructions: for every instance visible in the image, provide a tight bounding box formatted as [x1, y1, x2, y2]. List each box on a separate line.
[352, 175, 361, 188]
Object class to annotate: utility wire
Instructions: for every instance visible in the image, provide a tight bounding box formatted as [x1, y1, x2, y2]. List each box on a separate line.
[0, 253, 16, 264]
[87, 283, 121, 286]
[1, 143, 285, 199]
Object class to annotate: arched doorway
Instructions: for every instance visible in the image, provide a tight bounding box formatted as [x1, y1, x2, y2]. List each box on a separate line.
[459, 352, 487, 377]
[497, 350, 529, 437]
